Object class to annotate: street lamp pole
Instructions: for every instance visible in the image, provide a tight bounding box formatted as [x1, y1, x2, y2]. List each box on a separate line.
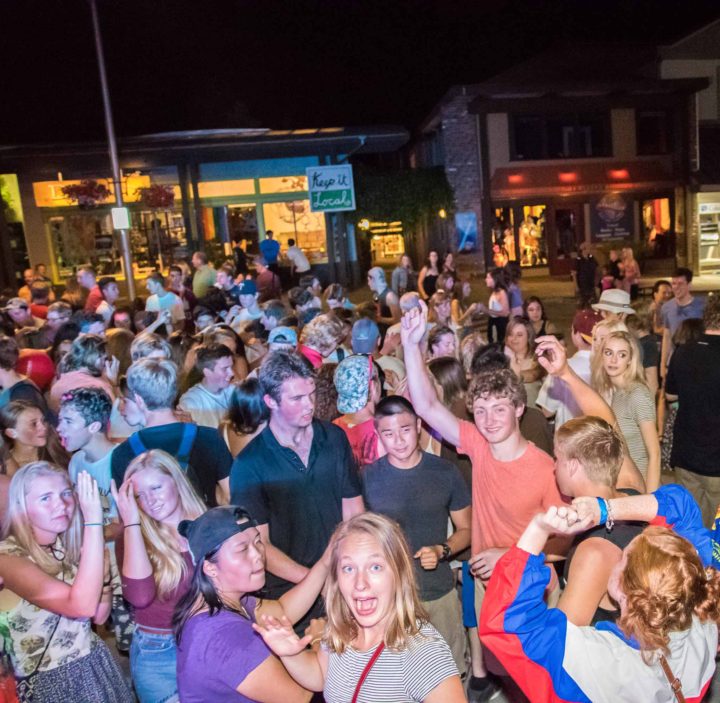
[89, 0, 135, 298]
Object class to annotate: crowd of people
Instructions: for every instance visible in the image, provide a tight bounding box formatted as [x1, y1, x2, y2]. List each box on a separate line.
[0, 244, 717, 703]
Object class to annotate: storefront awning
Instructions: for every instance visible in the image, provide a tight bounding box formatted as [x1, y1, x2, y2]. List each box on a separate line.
[490, 160, 677, 200]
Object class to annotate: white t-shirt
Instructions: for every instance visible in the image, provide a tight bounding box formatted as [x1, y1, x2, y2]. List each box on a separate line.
[285, 245, 311, 273]
[178, 384, 235, 428]
[146, 291, 185, 324]
[68, 446, 117, 522]
[536, 349, 592, 431]
[96, 300, 114, 324]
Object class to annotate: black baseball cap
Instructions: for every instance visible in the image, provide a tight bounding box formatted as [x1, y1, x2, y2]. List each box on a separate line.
[178, 506, 258, 564]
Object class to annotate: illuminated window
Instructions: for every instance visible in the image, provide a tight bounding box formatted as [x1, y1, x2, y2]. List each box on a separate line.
[262, 200, 327, 263]
[259, 176, 308, 194]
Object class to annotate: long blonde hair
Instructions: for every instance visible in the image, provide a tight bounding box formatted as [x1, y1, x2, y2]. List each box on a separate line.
[125, 450, 206, 598]
[591, 330, 647, 400]
[2, 462, 81, 575]
[323, 512, 427, 654]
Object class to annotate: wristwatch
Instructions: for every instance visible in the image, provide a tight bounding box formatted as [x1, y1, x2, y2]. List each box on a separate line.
[438, 543, 451, 562]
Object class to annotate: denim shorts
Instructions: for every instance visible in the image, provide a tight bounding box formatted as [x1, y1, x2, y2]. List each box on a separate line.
[130, 628, 179, 703]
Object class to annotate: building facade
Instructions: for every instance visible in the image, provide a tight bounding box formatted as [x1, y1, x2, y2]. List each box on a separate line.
[660, 19, 720, 275]
[413, 44, 708, 276]
[0, 127, 407, 287]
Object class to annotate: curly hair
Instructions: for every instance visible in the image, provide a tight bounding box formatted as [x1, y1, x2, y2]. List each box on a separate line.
[300, 314, 346, 357]
[618, 527, 720, 658]
[466, 367, 526, 412]
[59, 387, 113, 429]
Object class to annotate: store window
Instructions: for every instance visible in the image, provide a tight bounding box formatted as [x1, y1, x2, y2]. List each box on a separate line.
[511, 113, 610, 160]
[636, 111, 672, 155]
[259, 176, 308, 194]
[47, 206, 189, 282]
[641, 198, 674, 258]
[698, 202, 720, 272]
[48, 212, 121, 281]
[367, 222, 405, 265]
[130, 209, 189, 273]
[518, 205, 547, 267]
[491, 207, 516, 266]
[262, 200, 327, 263]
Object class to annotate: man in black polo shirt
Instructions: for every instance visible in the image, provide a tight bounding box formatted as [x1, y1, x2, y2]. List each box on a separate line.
[111, 358, 232, 507]
[666, 295, 720, 527]
[230, 350, 364, 626]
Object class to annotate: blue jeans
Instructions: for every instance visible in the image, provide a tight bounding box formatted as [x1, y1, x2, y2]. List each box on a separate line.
[130, 628, 179, 703]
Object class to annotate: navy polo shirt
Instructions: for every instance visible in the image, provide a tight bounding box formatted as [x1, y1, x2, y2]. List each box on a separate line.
[230, 419, 361, 597]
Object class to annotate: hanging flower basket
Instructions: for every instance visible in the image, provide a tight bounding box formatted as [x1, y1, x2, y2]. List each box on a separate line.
[61, 179, 111, 209]
[136, 184, 175, 209]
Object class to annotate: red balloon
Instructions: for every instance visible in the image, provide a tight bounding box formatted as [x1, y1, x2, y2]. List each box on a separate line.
[16, 350, 56, 391]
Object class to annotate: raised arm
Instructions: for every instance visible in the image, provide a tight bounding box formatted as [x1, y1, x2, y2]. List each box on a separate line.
[0, 472, 105, 619]
[572, 484, 715, 567]
[480, 506, 593, 703]
[535, 335, 645, 493]
[400, 300, 461, 446]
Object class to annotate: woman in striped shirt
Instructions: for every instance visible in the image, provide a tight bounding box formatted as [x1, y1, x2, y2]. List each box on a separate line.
[254, 512, 465, 703]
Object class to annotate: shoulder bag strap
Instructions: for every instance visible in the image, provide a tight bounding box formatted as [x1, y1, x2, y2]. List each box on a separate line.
[351, 642, 385, 703]
[659, 655, 686, 703]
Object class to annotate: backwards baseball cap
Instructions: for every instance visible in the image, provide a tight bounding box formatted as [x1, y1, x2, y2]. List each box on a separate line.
[334, 354, 374, 414]
[238, 279, 257, 296]
[572, 308, 603, 344]
[592, 289, 635, 315]
[351, 318, 380, 354]
[1, 297, 28, 312]
[268, 326, 298, 346]
[178, 506, 258, 565]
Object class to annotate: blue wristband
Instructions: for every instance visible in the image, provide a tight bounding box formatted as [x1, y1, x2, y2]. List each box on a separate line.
[596, 498, 608, 525]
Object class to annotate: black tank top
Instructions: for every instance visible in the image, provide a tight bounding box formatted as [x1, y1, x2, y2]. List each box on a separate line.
[374, 287, 392, 319]
[423, 273, 438, 297]
[562, 489, 645, 625]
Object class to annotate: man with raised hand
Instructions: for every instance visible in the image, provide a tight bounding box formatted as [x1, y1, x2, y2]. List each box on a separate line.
[400, 299, 566, 700]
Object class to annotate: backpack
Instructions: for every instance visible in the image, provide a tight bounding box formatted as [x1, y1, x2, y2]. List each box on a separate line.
[128, 423, 198, 471]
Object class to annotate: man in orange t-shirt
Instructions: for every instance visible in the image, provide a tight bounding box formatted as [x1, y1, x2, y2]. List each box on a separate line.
[400, 299, 567, 697]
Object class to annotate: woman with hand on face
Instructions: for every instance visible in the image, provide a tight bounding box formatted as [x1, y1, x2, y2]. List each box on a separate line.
[173, 506, 332, 703]
[254, 512, 465, 703]
[112, 449, 206, 703]
[0, 464, 133, 702]
[480, 485, 720, 703]
[591, 331, 660, 491]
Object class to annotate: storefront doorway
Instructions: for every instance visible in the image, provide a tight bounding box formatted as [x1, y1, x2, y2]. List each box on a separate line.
[228, 204, 259, 256]
[551, 205, 583, 275]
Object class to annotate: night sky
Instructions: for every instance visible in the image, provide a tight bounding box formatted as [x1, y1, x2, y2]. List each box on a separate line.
[1, 0, 719, 144]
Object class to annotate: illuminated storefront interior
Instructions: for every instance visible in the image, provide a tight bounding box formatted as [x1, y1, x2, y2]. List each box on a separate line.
[31, 172, 328, 283]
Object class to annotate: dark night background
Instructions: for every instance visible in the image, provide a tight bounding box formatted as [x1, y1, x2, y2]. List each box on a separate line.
[1, 0, 719, 144]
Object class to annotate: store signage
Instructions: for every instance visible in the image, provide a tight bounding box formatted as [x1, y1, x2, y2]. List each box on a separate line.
[306, 165, 356, 212]
[590, 192, 633, 241]
[111, 207, 130, 229]
[699, 203, 720, 215]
